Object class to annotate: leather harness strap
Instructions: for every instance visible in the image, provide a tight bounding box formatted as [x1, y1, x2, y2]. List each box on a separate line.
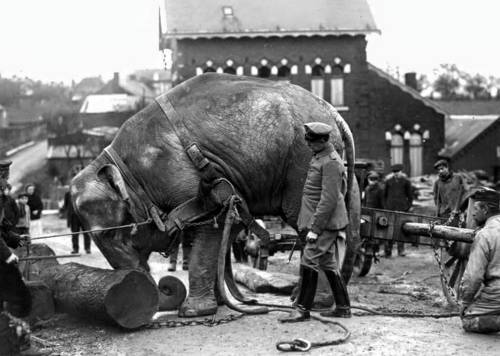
[155, 95, 271, 251]
[103, 146, 166, 231]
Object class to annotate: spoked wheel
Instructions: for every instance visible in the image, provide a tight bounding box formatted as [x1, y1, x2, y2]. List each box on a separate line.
[354, 250, 373, 277]
[439, 248, 467, 306]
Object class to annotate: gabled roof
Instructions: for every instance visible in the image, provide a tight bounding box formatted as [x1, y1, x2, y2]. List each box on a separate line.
[74, 77, 105, 93]
[367, 63, 448, 117]
[97, 76, 156, 99]
[432, 100, 500, 116]
[439, 116, 499, 158]
[160, 0, 379, 43]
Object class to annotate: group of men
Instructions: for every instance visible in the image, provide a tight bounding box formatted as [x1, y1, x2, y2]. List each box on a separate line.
[362, 164, 413, 257]
[280, 122, 500, 336]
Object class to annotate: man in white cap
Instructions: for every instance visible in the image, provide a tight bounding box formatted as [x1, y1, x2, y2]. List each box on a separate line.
[280, 122, 351, 323]
[460, 187, 500, 333]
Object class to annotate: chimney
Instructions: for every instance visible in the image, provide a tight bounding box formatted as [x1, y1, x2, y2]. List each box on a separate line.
[404, 72, 418, 90]
[113, 72, 120, 85]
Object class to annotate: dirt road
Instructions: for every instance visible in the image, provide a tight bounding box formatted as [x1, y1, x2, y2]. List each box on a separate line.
[30, 215, 500, 355]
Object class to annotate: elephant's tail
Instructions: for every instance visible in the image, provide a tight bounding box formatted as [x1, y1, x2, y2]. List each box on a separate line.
[333, 111, 355, 208]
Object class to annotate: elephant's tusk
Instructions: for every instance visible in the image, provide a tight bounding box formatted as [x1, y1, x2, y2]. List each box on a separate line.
[217, 197, 268, 314]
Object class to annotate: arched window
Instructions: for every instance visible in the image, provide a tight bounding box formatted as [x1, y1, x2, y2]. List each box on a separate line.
[204, 60, 216, 73]
[390, 133, 404, 165]
[330, 64, 344, 106]
[223, 59, 236, 75]
[258, 66, 271, 78]
[223, 66, 236, 74]
[311, 64, 325, 98]
[409, 132, 423, 177]
[278, 65, 291, 78]
[278, 58, 291, 79]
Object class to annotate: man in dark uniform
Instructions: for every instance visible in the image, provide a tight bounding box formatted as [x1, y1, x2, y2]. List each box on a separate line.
[460, 188, 500, 333]
[383, 164, 413, 257]
[280, 122, 351, 323]
[0, 161, 47, 355]
[433, 159, 465, 220]
[63, 189, 91, 254]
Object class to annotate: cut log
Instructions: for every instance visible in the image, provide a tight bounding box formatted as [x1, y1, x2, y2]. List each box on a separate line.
[39, 263, 158, 329]
[232, 263, 298, 294]
[26, 280, 55, 322]
[15, 243, 59, 281]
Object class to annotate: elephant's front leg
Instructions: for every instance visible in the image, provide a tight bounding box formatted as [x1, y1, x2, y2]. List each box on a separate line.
[179, 224, 221, 317]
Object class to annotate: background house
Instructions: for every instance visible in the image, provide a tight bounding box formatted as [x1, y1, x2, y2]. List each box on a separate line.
[159, 0, 446, 175]
[436, 100, 500, 181]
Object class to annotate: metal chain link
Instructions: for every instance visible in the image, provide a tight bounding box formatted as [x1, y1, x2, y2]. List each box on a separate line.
[429, 210, 466, 304]
[146, 313, 244, 329]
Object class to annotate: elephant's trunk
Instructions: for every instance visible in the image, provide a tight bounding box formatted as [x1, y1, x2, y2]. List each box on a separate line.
[333, 111, 355, 208]
[217, 197, 268, 314]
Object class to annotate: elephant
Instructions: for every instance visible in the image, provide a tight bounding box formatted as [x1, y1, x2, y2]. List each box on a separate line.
[71, 73, 360, 318]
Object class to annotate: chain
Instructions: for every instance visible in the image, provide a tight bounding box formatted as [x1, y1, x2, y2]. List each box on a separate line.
[146, 313, 244, 329]
[429, 210, 466, 305]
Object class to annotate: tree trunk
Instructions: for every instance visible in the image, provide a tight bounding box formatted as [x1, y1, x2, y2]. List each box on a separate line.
[39, 262, 158, 329]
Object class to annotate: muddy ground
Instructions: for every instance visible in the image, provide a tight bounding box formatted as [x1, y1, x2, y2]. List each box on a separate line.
[26, 214, 500, 356]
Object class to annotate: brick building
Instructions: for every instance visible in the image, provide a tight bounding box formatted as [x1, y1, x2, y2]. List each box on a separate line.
[436, 100, 500, 181]
[159, 0, 447, 176]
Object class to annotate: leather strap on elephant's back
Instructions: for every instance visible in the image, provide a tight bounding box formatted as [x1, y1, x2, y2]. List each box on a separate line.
[155, 95, 271, 250]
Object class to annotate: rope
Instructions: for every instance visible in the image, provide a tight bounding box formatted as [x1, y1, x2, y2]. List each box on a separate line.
[29, 218, 152, 241]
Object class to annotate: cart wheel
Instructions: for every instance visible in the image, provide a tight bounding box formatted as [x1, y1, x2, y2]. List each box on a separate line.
[355, 252, 373, 277]
[439, 248, 467, 306]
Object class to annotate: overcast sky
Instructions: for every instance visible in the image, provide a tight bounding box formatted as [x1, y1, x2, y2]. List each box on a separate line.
[0, 0, 498, 84]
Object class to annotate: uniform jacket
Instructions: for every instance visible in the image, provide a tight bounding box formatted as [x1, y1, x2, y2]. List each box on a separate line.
[433, 172, 465, 218]
[363, 183, 384, 209]
[383, 173, 413, 212]
[460, 214, 500, 312]
[297, 143, 349, 234]
[0, 200, 21, 263]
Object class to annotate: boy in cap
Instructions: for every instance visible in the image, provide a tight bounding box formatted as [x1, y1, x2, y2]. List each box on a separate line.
[460, 187, 500, 333]
[383, 164, 413, 257]
[433, 159, 465, 220]
[280, 122, 351, 322]
[363, 171, 384, 209]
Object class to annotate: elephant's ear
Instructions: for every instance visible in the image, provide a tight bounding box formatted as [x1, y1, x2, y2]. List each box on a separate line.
[97, 164, 130, 202]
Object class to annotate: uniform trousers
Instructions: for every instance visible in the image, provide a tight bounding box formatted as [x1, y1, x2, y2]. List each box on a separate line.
[301, 230, 339, 272]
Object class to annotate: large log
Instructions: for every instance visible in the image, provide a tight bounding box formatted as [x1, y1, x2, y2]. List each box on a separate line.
[232, 263, 298, 294]
[39, 263, 158, 329]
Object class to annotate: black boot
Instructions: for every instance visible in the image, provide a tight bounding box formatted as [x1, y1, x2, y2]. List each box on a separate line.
[279, 266, 318, 323]
[320, 270, 351, 318]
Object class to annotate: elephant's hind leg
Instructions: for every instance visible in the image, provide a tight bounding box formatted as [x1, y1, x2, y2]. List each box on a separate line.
[178, 225, 221, 317]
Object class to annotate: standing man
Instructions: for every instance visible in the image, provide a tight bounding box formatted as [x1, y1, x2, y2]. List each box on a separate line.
[433, 159, 465, 220]
[363, 171, 384, 209]
[280, 122, 351, 323]
[460, 188, 500, 333]
[383, 164, 413, 257]
[63, 189, 91, 254]
[0, 161, 48, 355]
[25, 184, 43, 237]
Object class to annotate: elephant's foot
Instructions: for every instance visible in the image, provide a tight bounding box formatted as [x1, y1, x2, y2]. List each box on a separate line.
[178, 296, 218, 317]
